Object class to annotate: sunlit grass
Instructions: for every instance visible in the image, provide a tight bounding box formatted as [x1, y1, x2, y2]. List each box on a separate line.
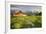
[11, 16, 42, 29]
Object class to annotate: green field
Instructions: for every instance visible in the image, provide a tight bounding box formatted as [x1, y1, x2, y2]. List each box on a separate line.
[11, 16, 42, 29]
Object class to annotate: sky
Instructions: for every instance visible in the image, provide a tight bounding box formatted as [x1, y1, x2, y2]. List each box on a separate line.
[11, 5, 42, 12]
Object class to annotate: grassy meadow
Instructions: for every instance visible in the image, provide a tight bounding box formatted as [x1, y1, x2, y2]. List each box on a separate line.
[11, 16, 42, 29]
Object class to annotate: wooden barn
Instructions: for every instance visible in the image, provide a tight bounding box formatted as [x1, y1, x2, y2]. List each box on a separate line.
[13, 10, 27, 16]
